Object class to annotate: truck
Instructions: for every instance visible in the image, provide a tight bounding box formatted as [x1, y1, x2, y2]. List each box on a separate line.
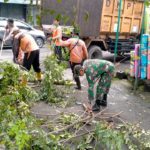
[41, 0, 144, 59]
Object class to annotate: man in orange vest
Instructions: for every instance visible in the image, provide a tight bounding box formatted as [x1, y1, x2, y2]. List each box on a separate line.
[12, 29, 42, 85]
[59, 30, 88, 90]
[52, 19, 62, 62]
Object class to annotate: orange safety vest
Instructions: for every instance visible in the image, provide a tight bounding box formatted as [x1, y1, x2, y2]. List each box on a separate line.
[52, 26, 62, 46]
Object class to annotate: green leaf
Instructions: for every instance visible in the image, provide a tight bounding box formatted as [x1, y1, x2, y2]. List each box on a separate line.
[84, 11, 89, 22]
[145, 0, 150, 6]
[57, 0, 62, 3]
[4, 0, 9, 3]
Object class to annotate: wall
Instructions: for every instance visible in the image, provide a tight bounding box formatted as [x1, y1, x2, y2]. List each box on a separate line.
[0, 0, 40, 5]
[0, 2, 40, 25]
[0, 3, 26, 20]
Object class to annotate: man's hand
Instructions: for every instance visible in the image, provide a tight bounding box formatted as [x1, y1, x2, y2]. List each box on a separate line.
[18, 59, 23, 65]
[83, 102, 93, 115]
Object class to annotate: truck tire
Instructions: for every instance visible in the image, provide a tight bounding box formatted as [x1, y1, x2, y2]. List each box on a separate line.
[88, 46, 103, 59]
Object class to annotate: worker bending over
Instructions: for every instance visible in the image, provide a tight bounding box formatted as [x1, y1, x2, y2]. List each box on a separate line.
[59, 30, 88, 90]
[12, 29, 42, 85]
[74, 59, 115, 111]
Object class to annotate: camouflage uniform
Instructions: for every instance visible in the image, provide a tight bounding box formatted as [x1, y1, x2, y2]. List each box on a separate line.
[83, 59, 115, 102]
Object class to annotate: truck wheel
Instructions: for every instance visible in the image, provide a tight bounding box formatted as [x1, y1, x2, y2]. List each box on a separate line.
[88, 46, 103, 59]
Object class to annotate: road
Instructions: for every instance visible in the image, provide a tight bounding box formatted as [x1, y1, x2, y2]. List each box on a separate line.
[0, 46, 50, 64]
[1, 46, 150, 130]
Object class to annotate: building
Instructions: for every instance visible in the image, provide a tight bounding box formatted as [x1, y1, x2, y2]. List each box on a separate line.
[0, 0, 41, 25]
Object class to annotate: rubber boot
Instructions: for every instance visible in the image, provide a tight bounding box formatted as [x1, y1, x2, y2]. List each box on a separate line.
[92, 100, 101, 111]
[36, 72, 42, 82]
[74, 76, 81, 90]
[99, 94, 107, 107]
[21, 76, 27, 86]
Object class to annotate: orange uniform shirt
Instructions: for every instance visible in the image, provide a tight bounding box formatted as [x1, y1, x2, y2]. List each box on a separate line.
[59, 38, 88, 63]
[18, 34, 39, 60]
[52, 26, 62, 46]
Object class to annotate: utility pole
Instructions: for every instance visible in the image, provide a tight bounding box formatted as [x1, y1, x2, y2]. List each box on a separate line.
[114, 0, 122, 64]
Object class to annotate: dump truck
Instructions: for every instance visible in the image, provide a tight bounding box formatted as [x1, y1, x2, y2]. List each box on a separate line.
[42, 0, 144, 59]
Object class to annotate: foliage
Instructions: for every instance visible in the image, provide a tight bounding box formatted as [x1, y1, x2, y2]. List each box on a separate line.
[0, 61, 150, 150]
[0, 62, 21, 92]
[77, 135, 93, 150]
[94, 122, 150, 150]
[44, 55, 64, 81]
[4, 0, 9, 3]
[145, 0, 150, 6]
[0, 62, 67, 150]
[59, 113, 79, 125]
[61, 47, 70, 61]
[40, 55, 66, 103]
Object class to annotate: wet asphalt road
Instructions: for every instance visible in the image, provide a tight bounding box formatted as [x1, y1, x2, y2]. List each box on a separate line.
[0, 46, 50, 63]
[1, 46, 150, 130]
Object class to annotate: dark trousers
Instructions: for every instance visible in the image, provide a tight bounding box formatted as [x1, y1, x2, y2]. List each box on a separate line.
[12, 38, 19, 63]
[23, 50, 41, 73]
[70, 62, 82, 88]
[55, 46, 62, 61]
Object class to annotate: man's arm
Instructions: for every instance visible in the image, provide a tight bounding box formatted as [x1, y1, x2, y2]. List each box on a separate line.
[86, 74, 94, 102]
[59, 39, 71, 47]
[4, 26, 19, 41]
[17, 47, 23, 63]
[4, 30, 13, 42]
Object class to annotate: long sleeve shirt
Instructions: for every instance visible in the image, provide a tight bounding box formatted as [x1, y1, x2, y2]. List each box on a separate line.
[83, 59, 115, 101]
[59, 38, 88, 63]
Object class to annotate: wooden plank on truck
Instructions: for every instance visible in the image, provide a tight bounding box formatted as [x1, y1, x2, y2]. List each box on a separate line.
[100, 0, 144, 35]
[77, 0, 103, 37]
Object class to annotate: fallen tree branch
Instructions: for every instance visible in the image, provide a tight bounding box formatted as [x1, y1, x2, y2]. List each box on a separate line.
[59, 129, 95, 144]
[31, 111, 60, 117]
[49, 108, 107, 136]
[114, 116, 127, 125]
[48, 115, 92, 135]
[111, 111, 123, 118]
[74, 108, 108, 135]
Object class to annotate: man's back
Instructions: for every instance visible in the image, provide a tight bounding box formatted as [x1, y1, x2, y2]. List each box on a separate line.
[20, 34, 39, 52]
[60, 37, 88, 63]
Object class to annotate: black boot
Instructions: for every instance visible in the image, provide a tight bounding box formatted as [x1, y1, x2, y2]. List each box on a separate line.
[92, 100, 101, 111]
[99, 94, 107, 107]
[75, 87, 81, 90]
[74, 76, 81, 90]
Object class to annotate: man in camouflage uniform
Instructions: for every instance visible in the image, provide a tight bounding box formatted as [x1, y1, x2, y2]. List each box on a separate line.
[74, 59, 115, 111]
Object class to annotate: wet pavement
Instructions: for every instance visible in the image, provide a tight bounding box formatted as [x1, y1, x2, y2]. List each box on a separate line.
[1, 47, 150, 130]
[63, 51, 150, 130]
